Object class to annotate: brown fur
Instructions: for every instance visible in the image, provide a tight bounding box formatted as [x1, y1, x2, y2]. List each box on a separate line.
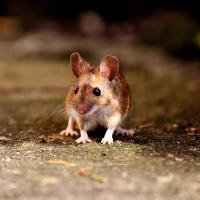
[61, 53, 133, 144]
[114, 71, 132, 116]
[66, 64, 131, 121]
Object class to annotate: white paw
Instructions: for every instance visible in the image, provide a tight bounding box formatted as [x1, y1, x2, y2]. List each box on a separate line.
[115, 128, 135, 136]
[60, 128, 79, 136]
[101, 137, 113, 144]
[76, 137, 91, 144]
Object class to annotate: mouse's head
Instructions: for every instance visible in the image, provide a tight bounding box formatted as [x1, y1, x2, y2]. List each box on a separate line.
[66, 52, 119, 117]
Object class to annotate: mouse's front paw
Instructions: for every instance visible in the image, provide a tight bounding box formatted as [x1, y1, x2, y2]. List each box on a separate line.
[76, 137, 91, 144]
[101, 137, 113, 144]
[60, 128, 79, 137]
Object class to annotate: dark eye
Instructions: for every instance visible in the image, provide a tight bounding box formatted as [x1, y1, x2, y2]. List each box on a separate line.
[74, 86, 79, 94]
[93, 87, 101, 96]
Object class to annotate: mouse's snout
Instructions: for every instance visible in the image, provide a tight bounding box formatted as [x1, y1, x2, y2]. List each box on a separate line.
[76, 104, 91, 115]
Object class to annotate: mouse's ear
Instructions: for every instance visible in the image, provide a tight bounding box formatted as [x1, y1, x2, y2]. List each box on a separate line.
[70, 52, 88, 77]
[100, 55, 119, 81]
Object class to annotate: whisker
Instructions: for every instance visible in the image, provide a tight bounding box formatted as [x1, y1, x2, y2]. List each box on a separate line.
[48, 104, 67, 120]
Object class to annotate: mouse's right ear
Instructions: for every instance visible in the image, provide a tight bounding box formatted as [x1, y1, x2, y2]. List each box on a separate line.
[70, 52, 88, 78]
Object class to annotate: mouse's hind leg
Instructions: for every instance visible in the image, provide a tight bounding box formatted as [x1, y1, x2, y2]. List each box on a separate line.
[60, 117, 79, 136]
[115, 127, 135, 136]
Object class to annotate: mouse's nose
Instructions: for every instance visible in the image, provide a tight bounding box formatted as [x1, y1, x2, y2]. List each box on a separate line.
[77, 104, 90, 115]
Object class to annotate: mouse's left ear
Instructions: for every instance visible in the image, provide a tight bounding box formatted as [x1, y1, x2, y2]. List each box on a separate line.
[70, 52, 88, 78]
[100, 55, 119, 81]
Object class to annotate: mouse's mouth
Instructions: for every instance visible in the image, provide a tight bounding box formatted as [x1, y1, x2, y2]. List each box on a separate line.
[76, 104, 91, 115]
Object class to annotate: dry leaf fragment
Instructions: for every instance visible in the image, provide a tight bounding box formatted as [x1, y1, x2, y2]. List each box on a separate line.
[91, 174, 108, 184]
[138, 123, 153, 129]
[38, 134, 65, 143]
[38, 135, 47, 143]
[48, 160, 76, 168]
[189, 147, 198, 152]
[172, 124, 178, 128]
[0, 136, 11, 141]
[190, 127, 197, 132]
[167, 154, 184, 161]
[75, 170, 108, 184]
[167, 153, 174, 158]
[174, 157, 184, 162]
[187, 132, 196, 136]
[75, 169, 90, 177]
[185, 127, 198, 136]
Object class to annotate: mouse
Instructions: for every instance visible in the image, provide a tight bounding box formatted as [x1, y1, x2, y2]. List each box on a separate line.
[60, 52, 134, 144]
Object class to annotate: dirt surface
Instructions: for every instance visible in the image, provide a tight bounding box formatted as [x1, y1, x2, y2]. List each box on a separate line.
[0, 33, 200, 200]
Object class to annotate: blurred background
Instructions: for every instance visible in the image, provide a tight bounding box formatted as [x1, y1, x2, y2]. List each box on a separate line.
[0, 0, 200, 127]
[1, 0, 200, 59]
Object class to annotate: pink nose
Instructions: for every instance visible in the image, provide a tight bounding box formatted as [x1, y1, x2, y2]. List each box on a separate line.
[77, 104, 90, 115]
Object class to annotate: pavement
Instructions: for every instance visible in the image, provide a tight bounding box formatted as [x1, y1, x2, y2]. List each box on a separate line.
[0, 33, 200, 200]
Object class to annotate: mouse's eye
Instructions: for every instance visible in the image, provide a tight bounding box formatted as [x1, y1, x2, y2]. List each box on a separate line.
[93, 87, 101, 96]
[74, 86, 79, 94]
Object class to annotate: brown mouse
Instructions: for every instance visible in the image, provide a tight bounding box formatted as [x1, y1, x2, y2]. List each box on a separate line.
[60, 52, 134, 144]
